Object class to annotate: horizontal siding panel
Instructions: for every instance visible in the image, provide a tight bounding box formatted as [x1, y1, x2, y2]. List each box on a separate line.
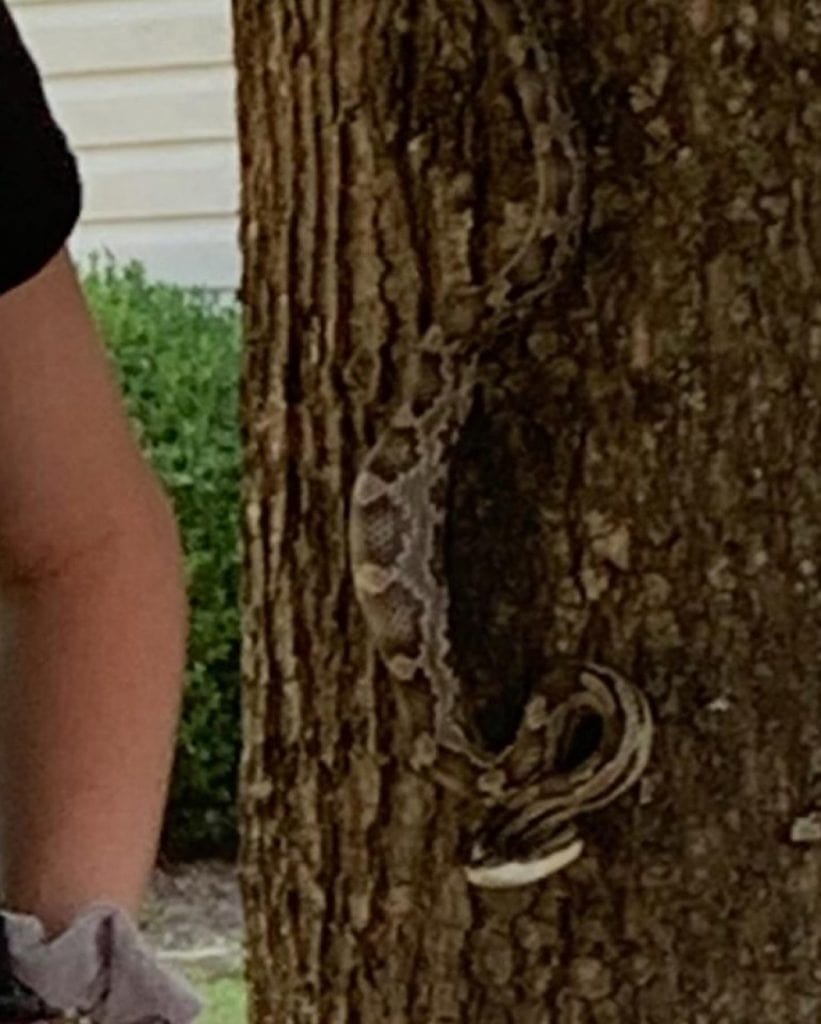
[9, 0, 232, 77]
[72, 218, 240, 292]
[10, 0, 241, 291]
[76, 140, 239, 222]
[45, 66, 237, 150]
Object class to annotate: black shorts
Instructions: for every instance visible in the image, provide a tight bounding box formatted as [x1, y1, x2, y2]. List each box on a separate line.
[0, 1, 82, 296]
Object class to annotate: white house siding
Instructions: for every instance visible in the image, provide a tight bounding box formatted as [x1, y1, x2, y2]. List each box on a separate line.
[8, 0, 240, 292]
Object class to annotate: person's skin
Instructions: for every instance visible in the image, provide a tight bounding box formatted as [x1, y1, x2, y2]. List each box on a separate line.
[0, 247, 188, 939]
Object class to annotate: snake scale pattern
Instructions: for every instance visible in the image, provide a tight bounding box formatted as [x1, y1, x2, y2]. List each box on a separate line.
[349, 0, 654, 888]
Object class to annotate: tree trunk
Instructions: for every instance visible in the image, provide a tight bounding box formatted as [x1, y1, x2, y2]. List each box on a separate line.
[233, 1, 821, 1021]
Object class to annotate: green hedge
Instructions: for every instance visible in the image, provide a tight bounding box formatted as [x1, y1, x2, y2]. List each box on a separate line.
[81, 252, 241, 859]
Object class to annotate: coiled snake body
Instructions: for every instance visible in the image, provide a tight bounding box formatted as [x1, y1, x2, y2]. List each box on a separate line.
[349, 1, 653, 888]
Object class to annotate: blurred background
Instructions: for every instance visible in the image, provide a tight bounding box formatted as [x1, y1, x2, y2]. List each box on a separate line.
[9, 3, 246, 1020]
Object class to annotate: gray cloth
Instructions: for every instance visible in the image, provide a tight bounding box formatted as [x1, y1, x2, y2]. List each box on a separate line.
[2, 903, 202, 1024]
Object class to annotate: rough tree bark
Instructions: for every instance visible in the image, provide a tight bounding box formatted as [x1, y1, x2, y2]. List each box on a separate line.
[233, 1, 821, 1021]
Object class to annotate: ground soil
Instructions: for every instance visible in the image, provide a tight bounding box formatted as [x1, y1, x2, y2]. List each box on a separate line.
[139, 859, 245, 976]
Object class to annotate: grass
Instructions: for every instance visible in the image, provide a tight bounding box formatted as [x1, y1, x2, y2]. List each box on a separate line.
[179, 968, 247, 1024]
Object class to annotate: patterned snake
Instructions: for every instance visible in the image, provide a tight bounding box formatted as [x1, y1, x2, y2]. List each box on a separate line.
[349, 0, 653, 888]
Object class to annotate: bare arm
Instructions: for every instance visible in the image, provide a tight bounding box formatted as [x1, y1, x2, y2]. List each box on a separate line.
[0, 248, 188, 938]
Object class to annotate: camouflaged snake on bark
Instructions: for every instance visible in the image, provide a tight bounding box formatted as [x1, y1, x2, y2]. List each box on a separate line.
[349, 0, 653, 887]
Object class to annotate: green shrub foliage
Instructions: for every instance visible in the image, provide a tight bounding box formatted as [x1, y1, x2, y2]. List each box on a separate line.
[81, 253, 241, 859]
